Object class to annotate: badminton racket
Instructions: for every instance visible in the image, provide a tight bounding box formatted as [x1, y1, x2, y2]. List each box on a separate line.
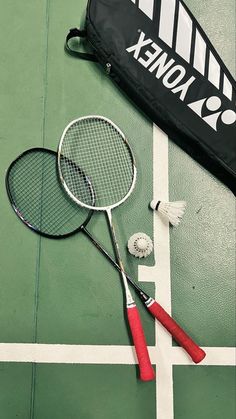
[6, 147, 205, 364]
[57, 116, 155, 381]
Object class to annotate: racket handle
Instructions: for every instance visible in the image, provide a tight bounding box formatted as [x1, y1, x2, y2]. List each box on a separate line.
[147, 300, 206, 363]
[127, 305, 155, 381]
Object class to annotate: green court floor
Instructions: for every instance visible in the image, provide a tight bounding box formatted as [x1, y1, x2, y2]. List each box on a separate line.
[0, 1, 235, 418]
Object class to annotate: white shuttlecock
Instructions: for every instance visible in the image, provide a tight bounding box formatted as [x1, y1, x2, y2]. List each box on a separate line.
[150, 200, 187, 227]
[128, 233, 153, 258]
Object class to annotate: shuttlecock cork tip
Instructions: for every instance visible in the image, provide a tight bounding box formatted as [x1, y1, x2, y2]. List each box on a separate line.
[136, 238, 148, 251]
[150, 200, 156, 210]
[128, 233, 153, 258]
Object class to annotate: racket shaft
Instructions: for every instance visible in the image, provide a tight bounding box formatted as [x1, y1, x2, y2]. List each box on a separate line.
[147, 300, 206, 363]
[83, 227, 205, 363]
[106, 210, 155, 381]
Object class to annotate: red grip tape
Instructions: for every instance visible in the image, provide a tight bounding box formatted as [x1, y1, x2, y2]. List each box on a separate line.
[127, 306, 155, 381]
[148, 301, 206, 363]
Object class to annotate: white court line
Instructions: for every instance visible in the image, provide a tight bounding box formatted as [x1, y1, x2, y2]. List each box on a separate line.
[153, 125, 173, 419]
[140, 125, 176, 418]
[139, 125, 174, 418]
[0, 343, 235, 366]
[0, 126, 235, 419]
[0, 343, 145, 365]
[170, 346, 236, 366]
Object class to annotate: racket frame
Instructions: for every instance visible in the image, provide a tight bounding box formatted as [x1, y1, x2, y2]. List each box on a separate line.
[57, 115, 137, 212]
[5, 147, 94, 239]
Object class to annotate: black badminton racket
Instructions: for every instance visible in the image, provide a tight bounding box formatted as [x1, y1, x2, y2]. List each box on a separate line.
[6, 147, 205, 364]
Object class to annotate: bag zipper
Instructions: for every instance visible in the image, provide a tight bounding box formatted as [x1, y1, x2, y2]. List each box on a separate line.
[105, 63, 112, 75]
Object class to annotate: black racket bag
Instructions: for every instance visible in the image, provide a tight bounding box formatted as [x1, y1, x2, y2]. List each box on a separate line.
[66, 0, 236, 194]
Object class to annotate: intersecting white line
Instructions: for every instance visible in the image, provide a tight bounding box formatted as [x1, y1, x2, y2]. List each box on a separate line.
[0, 343, 234, 365]
[0, 126, 235, 419]
[139, 124, 174, 418]
[153, 124, 174, 419]
[140, 125, 236, 419]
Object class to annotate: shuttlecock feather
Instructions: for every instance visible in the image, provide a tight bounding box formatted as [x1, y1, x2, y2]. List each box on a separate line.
[150, 200, 187, 227]
[128, 233, 153, 258]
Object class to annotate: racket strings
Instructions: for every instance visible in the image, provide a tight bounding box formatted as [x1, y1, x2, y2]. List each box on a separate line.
[7, 151, 91, 236]
[8, 154, 54, 221]
[77, 121, 133, 197]
[59, 118, 134, 208]
[9, 155, 65, 232]
[16, 157, 83, 234]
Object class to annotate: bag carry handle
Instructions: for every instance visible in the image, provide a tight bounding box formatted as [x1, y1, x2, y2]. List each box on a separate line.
[65, 28, 98, 62]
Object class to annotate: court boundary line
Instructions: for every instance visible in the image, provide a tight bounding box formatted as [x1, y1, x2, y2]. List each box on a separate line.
[0, 343, 235, 365]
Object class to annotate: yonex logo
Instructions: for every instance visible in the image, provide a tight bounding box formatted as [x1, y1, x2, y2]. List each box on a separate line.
[126, 31, 195, 101]
[126, 31, 236, 132]
[188, 96, 236, 131]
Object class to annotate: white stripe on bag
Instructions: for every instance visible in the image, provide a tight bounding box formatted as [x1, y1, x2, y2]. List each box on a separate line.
[159, 0, 176, 48]
[128, 0, 233, 102]
[139, 0, 155, 20]
[193, 29, 206, 75]
[223, 75, 233, 101]
[175, 3, 192, 63]
[208, 51, 220, 89]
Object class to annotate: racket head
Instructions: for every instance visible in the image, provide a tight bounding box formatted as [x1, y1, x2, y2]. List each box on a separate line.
[5, 148, 94, 239]
[57, 115, 137, 211]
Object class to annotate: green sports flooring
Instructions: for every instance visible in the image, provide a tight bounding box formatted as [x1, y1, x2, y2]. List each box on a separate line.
[0, 1, 235, 418]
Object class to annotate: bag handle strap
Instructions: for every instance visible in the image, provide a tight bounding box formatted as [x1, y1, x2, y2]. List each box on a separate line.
[65, 28, 98, 62]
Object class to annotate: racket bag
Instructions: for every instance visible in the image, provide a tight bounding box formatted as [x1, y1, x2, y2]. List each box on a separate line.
[66, 0, 236, 194]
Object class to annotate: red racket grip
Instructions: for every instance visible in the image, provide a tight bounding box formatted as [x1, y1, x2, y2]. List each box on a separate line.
[147, 300, 206, 363]
[127, 305, 155, 381]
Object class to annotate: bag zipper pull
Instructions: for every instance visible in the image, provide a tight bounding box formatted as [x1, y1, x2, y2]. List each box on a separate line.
[105, 63, 112, 75]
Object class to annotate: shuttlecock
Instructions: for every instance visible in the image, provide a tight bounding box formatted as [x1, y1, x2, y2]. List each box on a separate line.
[128, 233, 153, 258]
[150, 200, 187, 227]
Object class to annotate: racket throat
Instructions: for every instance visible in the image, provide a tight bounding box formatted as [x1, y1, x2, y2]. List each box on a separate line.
[106, 209, 135, 307]
[122, 272, 135, 307]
